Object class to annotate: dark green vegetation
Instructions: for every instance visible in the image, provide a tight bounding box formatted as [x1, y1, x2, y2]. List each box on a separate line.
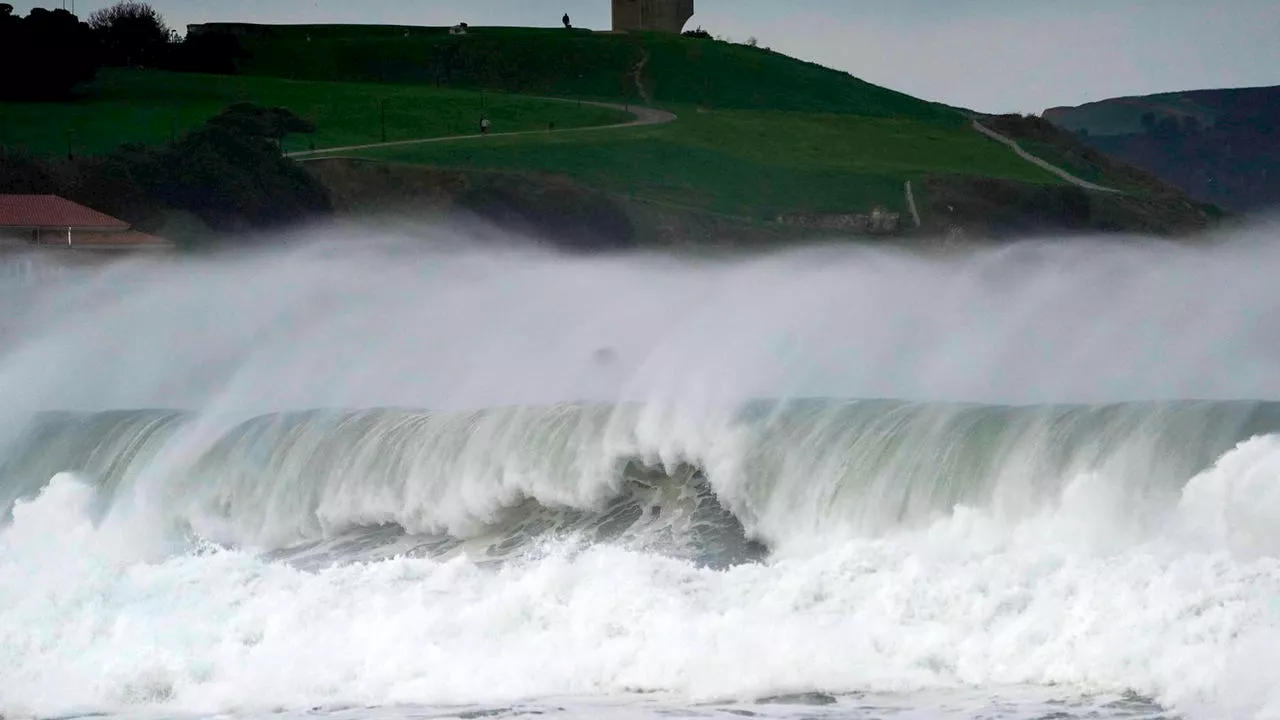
[1045, 86, 1280, 212]
[0, 6, 98, 100]
[920, 175, 1223, 238]
[0, 0, 233, 100]
[0, 70, 629, 157]
[3, 104, 331, 237]
[944, 114, 1225, 236]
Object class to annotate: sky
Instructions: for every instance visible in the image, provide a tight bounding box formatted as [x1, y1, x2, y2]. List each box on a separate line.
[13, 0, 1280, 113]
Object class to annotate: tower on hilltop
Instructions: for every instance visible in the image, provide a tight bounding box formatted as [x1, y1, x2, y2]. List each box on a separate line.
[611, 0, 694, 33]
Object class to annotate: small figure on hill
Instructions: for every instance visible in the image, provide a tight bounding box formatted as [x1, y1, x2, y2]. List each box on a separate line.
[562, 13, 571, 29]
[480, 116, 491, 135]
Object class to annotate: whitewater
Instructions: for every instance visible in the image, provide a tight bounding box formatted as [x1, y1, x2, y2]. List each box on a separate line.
[5, 223, 1280, 720]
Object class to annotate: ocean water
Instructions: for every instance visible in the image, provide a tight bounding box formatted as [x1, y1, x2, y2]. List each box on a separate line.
[5, 224, 1280, 720]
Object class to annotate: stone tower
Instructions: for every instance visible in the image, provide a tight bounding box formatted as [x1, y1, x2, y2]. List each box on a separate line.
[611, 0, 694, 33]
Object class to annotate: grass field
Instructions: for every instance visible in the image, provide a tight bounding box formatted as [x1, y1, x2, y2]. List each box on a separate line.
[0, 69, 630, 157]
[335, 107, 1060, 219]
[213, 24, 961, 122]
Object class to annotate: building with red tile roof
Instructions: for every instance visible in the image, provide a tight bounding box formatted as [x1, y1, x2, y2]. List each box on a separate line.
[0, 195, 172, 251]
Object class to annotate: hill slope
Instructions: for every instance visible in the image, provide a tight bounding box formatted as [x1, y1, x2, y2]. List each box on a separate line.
[335, 108, 1055, 221]
[0, 69, 627, 156]
[209, 23, 1225, 239]
[1044, 86, 1280, 212]
[0, 23, 1225, 247]
[190, 23, 961, 122]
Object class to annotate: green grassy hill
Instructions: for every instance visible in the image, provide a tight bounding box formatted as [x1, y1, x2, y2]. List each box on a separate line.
[0, 23, 1223, 245]
[0, 69, 627, 156]
[214, 23, 1223, 237]
[196, 24, 959, 121]
[342, 108, 1054, 220]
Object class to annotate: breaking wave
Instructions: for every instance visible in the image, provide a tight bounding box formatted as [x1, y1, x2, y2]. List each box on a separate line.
[4, 398, 1280, 565]
[7, 227, 1280, 719]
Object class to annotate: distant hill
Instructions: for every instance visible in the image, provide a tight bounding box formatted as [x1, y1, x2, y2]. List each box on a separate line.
[1044, 86, 1280, 212]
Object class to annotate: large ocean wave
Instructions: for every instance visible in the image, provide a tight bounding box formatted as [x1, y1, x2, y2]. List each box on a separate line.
[5, 227, 1280, 719]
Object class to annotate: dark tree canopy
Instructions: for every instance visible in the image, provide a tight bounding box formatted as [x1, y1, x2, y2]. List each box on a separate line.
[2, 103, 331, 241]
[133, 104, 328, 233]
[88, 0, 174, 67]
[0, 8, 99, 100]
[207, 103, 317, 144]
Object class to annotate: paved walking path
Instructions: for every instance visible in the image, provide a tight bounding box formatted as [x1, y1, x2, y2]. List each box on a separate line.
[972, 120, 1121, 193]
[288, 100, 676, 159]
[904, 180, 922, 228]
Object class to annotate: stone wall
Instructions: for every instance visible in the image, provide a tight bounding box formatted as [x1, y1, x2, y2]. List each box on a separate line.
[612, 0, 695, 33]
[775, 208, 902, 235]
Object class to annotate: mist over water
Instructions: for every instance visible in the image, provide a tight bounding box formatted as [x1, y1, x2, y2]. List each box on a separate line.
[5, 220, 1280, 720]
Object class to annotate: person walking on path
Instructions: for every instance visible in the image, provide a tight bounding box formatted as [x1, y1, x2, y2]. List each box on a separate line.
[479, 116, 491, 135]
[562, 13, 572, 28]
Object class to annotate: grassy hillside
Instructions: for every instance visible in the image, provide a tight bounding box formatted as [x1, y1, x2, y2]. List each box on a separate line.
[1, 21, 1223, 244]
[332, 108, 1057, 220]
[926, 114, 1223, 236]
[205, 23, 1078, 224]
[197, 24, 960, 122]
[0, 69, 628, 156]
[199, 21, 1219, 238]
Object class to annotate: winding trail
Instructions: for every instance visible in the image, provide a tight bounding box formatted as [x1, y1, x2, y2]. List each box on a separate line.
[972, 120, 1121, 193]
[288, 100, 676, 159]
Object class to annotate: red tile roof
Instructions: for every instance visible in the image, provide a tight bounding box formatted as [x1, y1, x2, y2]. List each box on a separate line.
[0, 195, 130, 230]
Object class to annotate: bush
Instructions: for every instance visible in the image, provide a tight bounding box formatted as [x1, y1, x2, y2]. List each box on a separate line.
[142, 104, 329, 231]
[1, 104, 332, 242]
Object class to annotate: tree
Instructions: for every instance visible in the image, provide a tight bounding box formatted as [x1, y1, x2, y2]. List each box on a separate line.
[88, 1, 174, 68]
[2, 104, 331, 242]
[206, 103, 316, 152]
[0, 8, 100, 100]
[145, 104, 328, 231]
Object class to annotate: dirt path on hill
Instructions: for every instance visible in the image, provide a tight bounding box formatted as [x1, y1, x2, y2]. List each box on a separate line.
[288, 100, 676, 159]
[972, 120, 1121, 193]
